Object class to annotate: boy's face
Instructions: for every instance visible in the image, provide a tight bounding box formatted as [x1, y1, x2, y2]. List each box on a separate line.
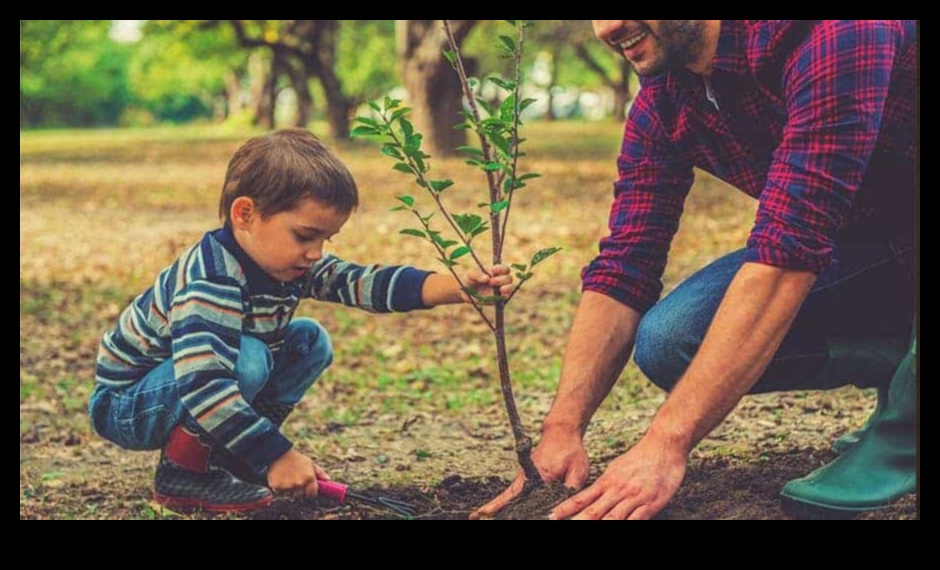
[233, 197, 350, 282]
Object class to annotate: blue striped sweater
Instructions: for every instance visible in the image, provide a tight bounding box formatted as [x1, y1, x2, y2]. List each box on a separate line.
[95, 227, 430, 474]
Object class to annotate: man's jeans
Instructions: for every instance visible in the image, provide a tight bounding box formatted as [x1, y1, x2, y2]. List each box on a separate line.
[634, 234, 915, 393]
[89, 318, 333, 450]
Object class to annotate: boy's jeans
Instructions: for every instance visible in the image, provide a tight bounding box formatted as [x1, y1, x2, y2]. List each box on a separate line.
[633, 233, 915, 394]
[89, 318, 333, 451]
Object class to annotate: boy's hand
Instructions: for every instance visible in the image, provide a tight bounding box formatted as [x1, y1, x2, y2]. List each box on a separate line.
[267, 449, 331, 499]
[459, 265, 515, 304]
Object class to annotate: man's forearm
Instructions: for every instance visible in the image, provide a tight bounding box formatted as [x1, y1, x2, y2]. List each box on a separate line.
[646, 263, 817, 453]
[543, 291, 643, 436]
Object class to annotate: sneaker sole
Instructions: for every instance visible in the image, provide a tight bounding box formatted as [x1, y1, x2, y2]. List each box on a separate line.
[153, 491, 274, 513]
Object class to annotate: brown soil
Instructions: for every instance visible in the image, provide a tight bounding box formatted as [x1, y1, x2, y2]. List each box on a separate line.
[241, 450, 917, 520]
[494, 482, 577, 520]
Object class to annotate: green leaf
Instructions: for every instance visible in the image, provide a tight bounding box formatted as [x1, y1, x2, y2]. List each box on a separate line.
[490, 200, 510, 213]
[429, 179, 454, 193]
[454, 213, 484, 235]
[404, 134, 423, 155]
[440, 239, 459, 249]
[400, 229, 426, 239]
[381, 144, 404, 160]
[396, 195, 415, 207]
[443, 49, 457, 67]
[500, 93, 517, 121]
[531, 247, 563, 267]
[454, 122, 473, 130]
[400, 118, 414, 140]
[519, 173, 541, 181]
[390, 206, 407, 212]
[421, 212, 435, 223]
[489, 133, 512, 158]
[483, 162, 504, 172]
[438, 257, 458, 269]
[499, 35, 516, 53]
[520, 98, 538, 112]
[383, 95, 402, 111]
[393, 162, 413, 174]
[450, 246, 471, 261]
[505, 20, 517, 25]
[355, 117, 384, 130]
[470, 225, 489, 238]
[488, 77, 516, 92]
[413, 155, 428, 174]
[455, 145, 484, 157]
[390, 107, 413, 123]
[368, 101, 381, 113]
[475, 97, 494, 117]
[350, 125, 381, 137]
[468, 77, 480, 90]
[511, 263, 528, 272]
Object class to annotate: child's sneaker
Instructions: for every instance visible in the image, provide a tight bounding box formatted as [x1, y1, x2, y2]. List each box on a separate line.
[152, 425, 273, 513]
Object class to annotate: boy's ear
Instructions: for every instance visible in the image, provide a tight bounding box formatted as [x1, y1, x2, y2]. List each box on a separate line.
[230, 197, 255, 230]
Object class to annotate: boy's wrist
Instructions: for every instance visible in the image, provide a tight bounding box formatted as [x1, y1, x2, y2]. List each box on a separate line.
[421, 273, 461, 307]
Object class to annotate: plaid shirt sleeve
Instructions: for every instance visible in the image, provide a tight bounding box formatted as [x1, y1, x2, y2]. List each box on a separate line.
[581, 90, 695, 314]
[745, 20, 905, 273]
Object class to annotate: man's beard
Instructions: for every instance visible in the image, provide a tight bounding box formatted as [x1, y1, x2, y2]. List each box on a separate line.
[636, 20, 706, 76]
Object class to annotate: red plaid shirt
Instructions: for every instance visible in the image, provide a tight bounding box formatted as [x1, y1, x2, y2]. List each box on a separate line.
[582, 20, 916, 314]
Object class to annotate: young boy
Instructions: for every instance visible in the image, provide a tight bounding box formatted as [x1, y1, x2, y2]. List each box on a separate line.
[88, 129, 513, 512]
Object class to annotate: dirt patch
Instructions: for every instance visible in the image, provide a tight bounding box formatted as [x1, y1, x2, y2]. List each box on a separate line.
[243, 450, 917, 520]
[493, 482, 576, 520]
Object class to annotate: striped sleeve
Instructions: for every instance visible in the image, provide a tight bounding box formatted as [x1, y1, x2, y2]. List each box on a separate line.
[169, 277, 291, 475]
[304, 254, 431, 313]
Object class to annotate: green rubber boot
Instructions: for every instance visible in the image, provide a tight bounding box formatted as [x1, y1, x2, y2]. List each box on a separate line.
[832, 384, 888, 454]
[815, 338, 906, 453]
[781, 328, 917, 514]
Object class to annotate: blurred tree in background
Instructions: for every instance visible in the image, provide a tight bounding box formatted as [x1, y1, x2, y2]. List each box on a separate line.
[20, 20, 632, 131]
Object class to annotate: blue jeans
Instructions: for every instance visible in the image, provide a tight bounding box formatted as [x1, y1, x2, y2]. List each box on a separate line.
[634, 235, 915, 394]
[89, 318, 333, 450]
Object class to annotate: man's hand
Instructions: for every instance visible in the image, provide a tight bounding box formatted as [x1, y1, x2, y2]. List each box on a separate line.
[267, 448, 331, 498]
[471, 426, 589, 519]
[549, 434, 687, 520]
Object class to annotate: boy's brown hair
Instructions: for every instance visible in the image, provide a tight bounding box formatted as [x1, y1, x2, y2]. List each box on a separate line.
[219, 129, 359, 225]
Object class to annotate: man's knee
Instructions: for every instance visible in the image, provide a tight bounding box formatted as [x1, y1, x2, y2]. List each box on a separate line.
[634, 307, 695, 392]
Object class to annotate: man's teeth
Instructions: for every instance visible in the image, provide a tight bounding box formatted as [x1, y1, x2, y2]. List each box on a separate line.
[620, 31, 648, 50]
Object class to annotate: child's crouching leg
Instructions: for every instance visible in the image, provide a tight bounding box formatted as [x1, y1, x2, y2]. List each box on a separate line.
[154, 422, 274, 513]
[257, 317, 334, 411]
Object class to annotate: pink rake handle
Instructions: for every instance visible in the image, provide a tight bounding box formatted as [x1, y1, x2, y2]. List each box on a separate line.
[317, 479, 348, 502]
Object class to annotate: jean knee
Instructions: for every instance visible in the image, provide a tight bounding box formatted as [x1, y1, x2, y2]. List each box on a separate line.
[237, 335, 274, 401]
[634, 310, 689, 392]
[289, 318, 334, 371]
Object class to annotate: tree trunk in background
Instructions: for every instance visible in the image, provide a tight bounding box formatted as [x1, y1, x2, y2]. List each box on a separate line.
[280, 58, 313, 128]
[249, 51, 276, 129]
[311, 20, 351, 139]
[397, 20, 476, 156]
[574, 43, 633, 124]
[223, 70, 243, 119]
[613, 60, 632, 122]
[545, 50, 559, 121]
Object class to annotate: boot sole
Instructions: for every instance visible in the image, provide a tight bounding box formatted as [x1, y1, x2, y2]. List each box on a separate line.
[780, 493, 911, 518]
[153, 491, 274, 513]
